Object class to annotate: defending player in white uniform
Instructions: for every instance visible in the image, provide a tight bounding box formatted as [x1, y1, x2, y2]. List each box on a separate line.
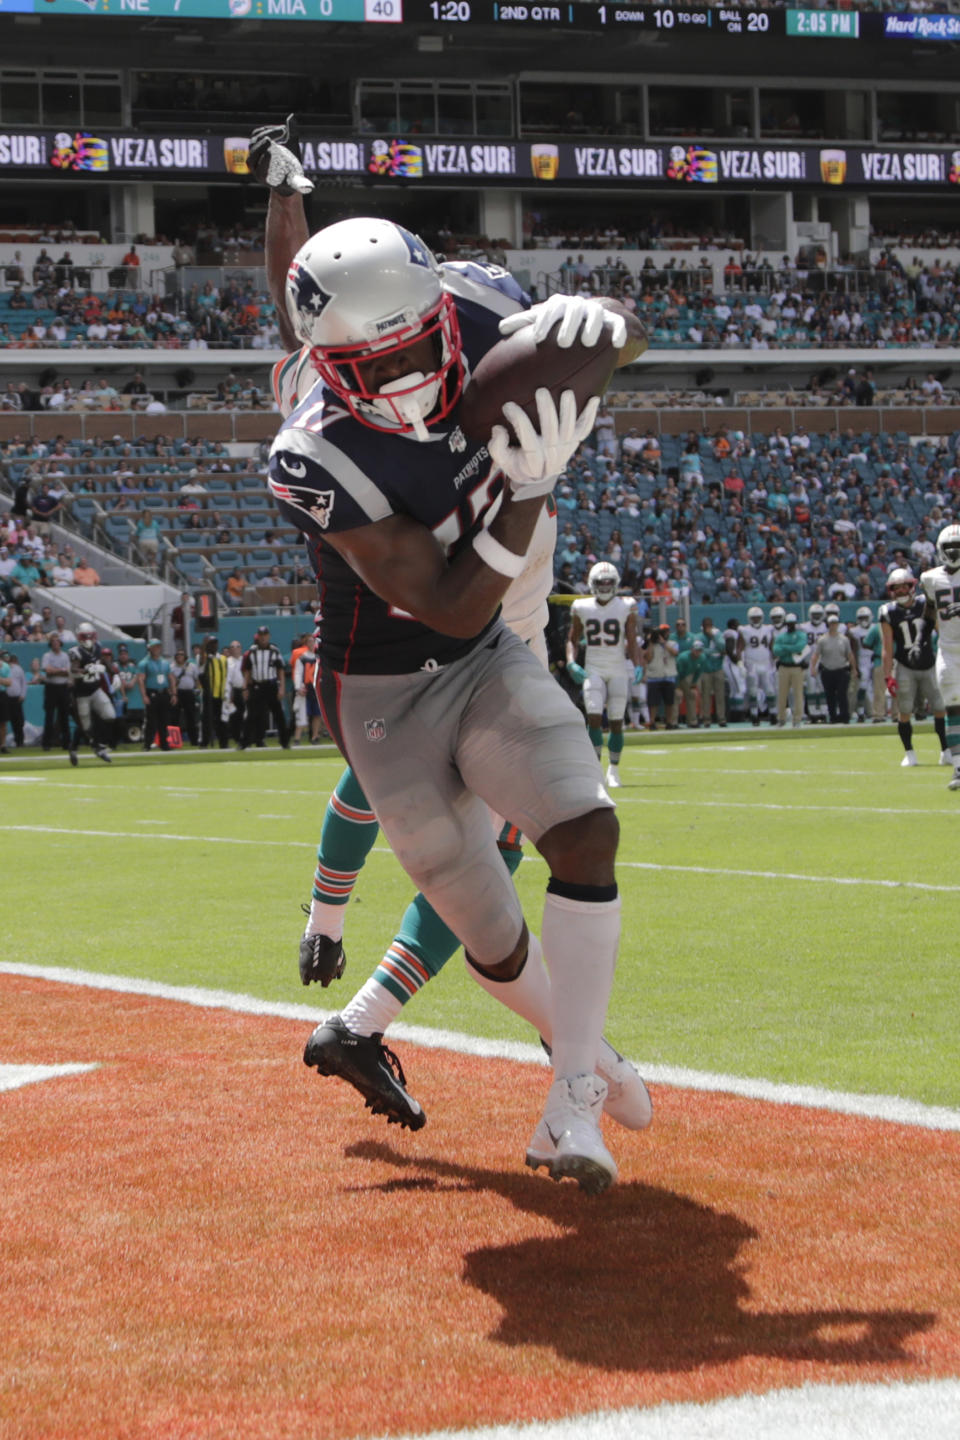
[566, 562, 640, 789]
[803, 602, 828, 721]
[921, 524, 960, 790]
[850, 605, 877, 721]
[737, 605, 776, 725]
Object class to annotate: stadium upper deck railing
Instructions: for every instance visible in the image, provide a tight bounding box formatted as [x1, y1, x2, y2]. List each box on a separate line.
[3, 404, 960, 448]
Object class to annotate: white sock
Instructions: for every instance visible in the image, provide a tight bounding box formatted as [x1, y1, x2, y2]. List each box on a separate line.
[541, 888, 620, 1080]
[466, 931, 552, 1038]
[341, 978, 403, 1038]
[305, 899, 345, 941]
[467, 934, 624, 1075]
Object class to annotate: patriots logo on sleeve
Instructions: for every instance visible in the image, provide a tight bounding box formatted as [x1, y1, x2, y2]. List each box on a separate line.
[269, 469, 336, 530]
[309, 492, 335, 529]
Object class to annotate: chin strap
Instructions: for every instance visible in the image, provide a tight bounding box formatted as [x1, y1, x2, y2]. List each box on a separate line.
[371, 373, 440, 442]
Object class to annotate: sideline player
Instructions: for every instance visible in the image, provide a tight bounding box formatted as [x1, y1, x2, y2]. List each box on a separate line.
[737, 604, 775, 726]
[67, 621, 114, 765]
[565, 561, 640, 789]
[253, 120, 651, 1186]
[850, 604, 882, 722]
[879, 566, 949, 768]
[802, 602, 828, 722]
[920, 525, 960, 790]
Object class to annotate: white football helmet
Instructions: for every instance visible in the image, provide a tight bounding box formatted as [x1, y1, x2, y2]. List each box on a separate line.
[588, 561, 620, 602]
[824, 601, 840, 619]
[936, 523, 960, 571]
[856, 605, 872, 624]
[769, 605, 786, 629]
[76, 621, 97, 646]
[747, 605, 764, 625]
[887, 567, 916, 605]
[808, 602, 825, 624]
[285, 218, 463, 438]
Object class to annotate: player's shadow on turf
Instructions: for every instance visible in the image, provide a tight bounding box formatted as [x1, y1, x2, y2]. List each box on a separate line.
[345, 1140, 935, 1373]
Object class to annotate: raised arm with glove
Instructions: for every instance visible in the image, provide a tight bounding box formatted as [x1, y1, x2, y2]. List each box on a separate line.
[248, 114, 314, 197]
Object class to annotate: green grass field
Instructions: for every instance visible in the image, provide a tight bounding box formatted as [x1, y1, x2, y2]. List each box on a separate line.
[2, 725, 957, 1109]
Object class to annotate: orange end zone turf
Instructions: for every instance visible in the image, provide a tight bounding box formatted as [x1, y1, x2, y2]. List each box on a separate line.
[1, 974, 958, 1440]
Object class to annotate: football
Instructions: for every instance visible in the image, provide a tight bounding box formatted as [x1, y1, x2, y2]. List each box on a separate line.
[459, 320, 617, 444]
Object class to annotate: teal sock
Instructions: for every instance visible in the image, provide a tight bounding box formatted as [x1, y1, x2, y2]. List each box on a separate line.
[588, 724, 604, 758]
[371, 839, 523, 1005]
[608, 730, 624, 764]
[947, 715, 960, 756]
[311, 766, 379, 906]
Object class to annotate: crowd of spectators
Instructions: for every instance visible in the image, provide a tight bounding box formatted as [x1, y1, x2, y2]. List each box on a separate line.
[1, 516, 100, 642]
[0, 430, 309, 602]
[3, 402, 958, 627]
[563, 250, 960, 353]
[8, 241, 960, 355]
[0, 262, 281, 352]
[550, 411, 957, 609]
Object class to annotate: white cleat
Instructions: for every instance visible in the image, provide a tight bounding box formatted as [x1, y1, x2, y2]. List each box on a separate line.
[596, 1040, 653, 1130]
[940, 750, 953, 767]
[605, 765, 621, 790]
[901, 751, 918, 767]
[949, 770, 960, 792]
[541, 1037, 652, 1131]
[526, 1074, 618, 1195]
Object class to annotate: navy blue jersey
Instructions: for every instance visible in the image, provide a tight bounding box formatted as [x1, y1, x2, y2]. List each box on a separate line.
[879, 596, 936, 670]
[268, 263, 529, 674]
[68, 642, 111, 698]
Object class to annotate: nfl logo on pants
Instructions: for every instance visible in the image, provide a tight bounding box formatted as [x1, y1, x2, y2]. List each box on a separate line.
[364, 718, 387, 742]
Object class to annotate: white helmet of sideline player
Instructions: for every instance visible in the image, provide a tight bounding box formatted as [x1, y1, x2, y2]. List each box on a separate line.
[769, 605, 786, 629]
[936, 523, 960, 571]
[285, 218, 463, 439]
[587, 561, 620, 602]
[747, 605, 764, 625]
[808, 602, 825, 624]
[887, 567, 916, 605]
[856, 605, 873, 624]
[824, 601, 840, 619]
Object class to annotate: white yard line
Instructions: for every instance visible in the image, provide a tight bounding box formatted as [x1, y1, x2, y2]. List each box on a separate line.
[616, 795, 957, 818]
[0, 1062, 98, 1093]
[2, 963, 958, 1133]
[5, 823, 960, 893]
[377, 1380, 960, 1440]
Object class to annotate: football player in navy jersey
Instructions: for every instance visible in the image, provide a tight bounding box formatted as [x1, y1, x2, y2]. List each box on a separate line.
[252, 119, 649, 1192]
[879, 566, 949, 768]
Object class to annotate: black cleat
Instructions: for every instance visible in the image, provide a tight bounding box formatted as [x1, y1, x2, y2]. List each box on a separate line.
[299, 905, 346, 986]
[303, 1015, 426, 1130]
[96, 747, 112, 763]
[68, 750, 78, 767]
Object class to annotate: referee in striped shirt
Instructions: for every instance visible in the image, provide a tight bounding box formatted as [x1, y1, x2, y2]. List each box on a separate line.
[241, 626, 291, 749]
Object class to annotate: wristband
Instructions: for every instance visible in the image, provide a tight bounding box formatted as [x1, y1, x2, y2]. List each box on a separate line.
[472, 527, 526, 579]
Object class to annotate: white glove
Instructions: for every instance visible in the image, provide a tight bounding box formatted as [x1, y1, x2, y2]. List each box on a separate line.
[489, 388, 600, 501]
[499, 293, 627, 351]
[248, 115, 314, 197]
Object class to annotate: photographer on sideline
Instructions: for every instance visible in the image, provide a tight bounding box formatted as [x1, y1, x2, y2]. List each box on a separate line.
[642, 622, 679, 730]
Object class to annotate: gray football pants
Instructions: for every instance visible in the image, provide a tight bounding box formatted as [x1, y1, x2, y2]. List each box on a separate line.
[327, 623, 614, 968]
